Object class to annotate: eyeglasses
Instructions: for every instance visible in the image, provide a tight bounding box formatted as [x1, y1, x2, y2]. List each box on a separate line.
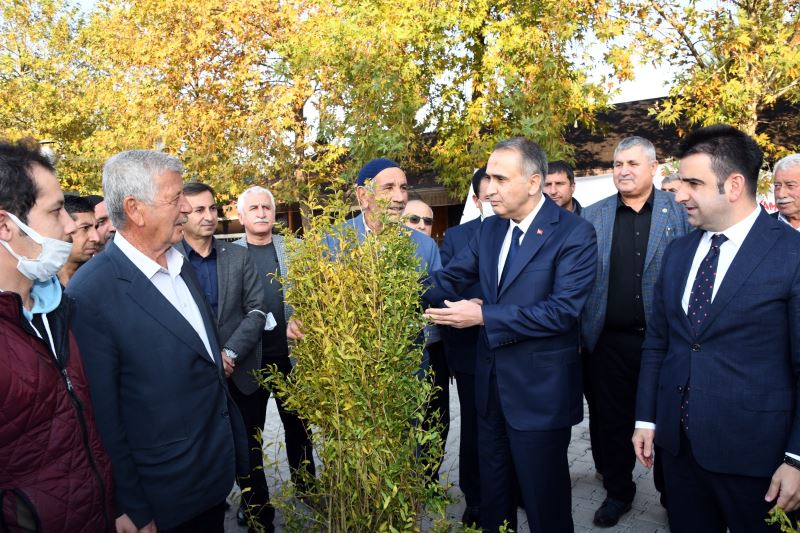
[404, 214, 433, 226]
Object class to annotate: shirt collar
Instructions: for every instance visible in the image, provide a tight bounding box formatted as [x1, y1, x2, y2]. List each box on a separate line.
[510, 194, 546, 236]
[616, 186, 655, 210]
[184, 238, 217, 260]
[777, 211, 800, 231]
[115, 232, 184, 280]
[704, 204, 761, 247]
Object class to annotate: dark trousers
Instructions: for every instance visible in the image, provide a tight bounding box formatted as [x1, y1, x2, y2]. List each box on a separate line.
[581, 348, 603, 476]
[159, 501, 226, 533]
[229, 384, 274, 527]
[423, 341, 450, 482]
[454, 369, 481, 508]
[229, 356, 316, 527]
[589, 330, 644, 503]
[479, 376, 573, 533]
[662, 429, 779, 533]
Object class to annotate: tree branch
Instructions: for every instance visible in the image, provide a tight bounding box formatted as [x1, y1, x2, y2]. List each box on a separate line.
[648, 0, 708, 69]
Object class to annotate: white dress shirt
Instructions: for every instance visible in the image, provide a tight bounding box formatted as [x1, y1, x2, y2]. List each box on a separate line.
[114, 232, 215, 361]
[497, 194, 546, 283]
[636, 205, 761, 432]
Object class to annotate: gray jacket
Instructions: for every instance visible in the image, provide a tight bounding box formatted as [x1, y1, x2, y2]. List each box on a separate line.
[177, 239, 266, 395]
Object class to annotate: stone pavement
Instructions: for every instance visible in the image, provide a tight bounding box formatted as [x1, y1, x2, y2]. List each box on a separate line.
[225, 382, 669, 532]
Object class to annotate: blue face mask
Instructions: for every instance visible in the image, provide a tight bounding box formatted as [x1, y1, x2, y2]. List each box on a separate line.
[21, 276, 63, 321]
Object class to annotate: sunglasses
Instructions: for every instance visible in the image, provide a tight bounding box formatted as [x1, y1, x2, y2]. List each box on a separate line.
[404, 214, 433, 226]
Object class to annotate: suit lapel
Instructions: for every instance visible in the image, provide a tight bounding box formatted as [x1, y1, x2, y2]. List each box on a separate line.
[181, 259, 222, 363]
[484, 218, 509, 303]
[695, 212, 777, 338]
[497, 200, 560, 299]
[645, 192, 669, 273]
[126, 269, 217, 365]
[597, 198, 616, 279]
[214, 239, 229, 321]
[677, 231, 703, 334]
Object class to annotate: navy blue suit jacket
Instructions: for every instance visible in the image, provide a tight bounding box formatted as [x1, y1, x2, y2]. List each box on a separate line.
[424, 197, 598, 431]
[67, 241, 248, 529]
[439, 217, 483, 374]
[636, 210, 800, 477]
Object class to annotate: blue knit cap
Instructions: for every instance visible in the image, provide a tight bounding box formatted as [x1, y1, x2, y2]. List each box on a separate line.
[356, 158, 400, 187]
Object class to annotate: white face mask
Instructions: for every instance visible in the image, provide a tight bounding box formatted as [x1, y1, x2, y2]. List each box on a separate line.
[480, 201, 495, 220]
[0, 212, 72, 282]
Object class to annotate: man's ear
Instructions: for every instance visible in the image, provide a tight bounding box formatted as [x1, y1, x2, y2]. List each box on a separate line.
[0, 211, 19, 241]
[123, 197, 145, 227]
[527, 173, 542, 196]
[355, 186, 370, 210]
[726, 173, 747, 202]
[472, 194, 481, 210]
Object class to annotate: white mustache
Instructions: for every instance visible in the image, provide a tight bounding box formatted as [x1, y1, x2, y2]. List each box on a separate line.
[777, 198, 794, 205]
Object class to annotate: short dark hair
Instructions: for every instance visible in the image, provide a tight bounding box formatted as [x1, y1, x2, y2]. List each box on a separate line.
[471, 167, 488, 197]
[677, 125, 762, 196]
[183, 182, 216, 199]
[547, 160, 575, 184]
[493, 137, 548, 179]
[0, 139, 55, 223]
[64, 195, 96, 217]
[84, 194, 104, 208]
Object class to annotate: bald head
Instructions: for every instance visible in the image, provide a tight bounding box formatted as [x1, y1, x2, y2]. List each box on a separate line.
[402, 199, 433, 236]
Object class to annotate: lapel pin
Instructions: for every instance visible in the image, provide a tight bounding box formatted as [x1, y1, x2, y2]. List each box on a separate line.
[536, 228, 544, 235]
[662, 207, 668, 213]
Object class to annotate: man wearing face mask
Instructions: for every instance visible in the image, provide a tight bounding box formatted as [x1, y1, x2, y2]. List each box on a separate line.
[0, 139, 116, 532]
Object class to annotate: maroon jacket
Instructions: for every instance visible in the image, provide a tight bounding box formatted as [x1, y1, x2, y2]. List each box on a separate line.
[0, 291, 115, 532]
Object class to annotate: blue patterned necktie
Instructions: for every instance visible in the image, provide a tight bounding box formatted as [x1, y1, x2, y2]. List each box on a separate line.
[499, 226, 523, 289]
[686, 233, 728, 330]
[682, 232, 727, 432]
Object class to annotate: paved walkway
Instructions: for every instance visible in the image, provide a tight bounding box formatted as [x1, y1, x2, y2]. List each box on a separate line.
[225, 383, 669, 532]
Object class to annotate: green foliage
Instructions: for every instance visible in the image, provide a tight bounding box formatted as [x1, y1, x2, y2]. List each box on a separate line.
[261, 194, 450, 531]
[767, 507, 799, 533]
[426, 0, 614, 198]
[616, 0, 800, 157]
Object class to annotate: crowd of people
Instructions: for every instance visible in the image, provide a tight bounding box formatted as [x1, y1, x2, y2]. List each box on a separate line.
[2, 124, 800, 533]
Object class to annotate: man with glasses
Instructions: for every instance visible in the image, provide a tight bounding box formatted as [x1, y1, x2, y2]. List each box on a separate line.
[403, 199, 435, 237]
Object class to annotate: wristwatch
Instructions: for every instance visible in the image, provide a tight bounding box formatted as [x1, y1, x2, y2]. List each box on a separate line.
[783, 455, 800, 471]
[223, 348, 239, 362]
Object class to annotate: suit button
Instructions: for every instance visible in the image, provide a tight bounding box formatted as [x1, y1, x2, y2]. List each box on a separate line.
[677, 386, 683, 393]
[691, 343, 701, 352]
[222, 411, 229, 418]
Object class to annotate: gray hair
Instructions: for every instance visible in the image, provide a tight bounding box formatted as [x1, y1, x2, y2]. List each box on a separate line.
[102, 150, 184, 229]
[237, 185, 275, 215]
[775, 154, 800, 175]
[614, 136, 657, 163]
[661, 172, 679, 184]
[493, 137, 548, 179]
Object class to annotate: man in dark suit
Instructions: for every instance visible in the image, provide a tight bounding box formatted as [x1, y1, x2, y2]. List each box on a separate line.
[581, 137, 690, 526]
[177, 182, 271, 532]
[438, 166, 490, 526]
[424, 137, 597, 533]
[67, 150, 248, 533]
[633, 125, 800, 532]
